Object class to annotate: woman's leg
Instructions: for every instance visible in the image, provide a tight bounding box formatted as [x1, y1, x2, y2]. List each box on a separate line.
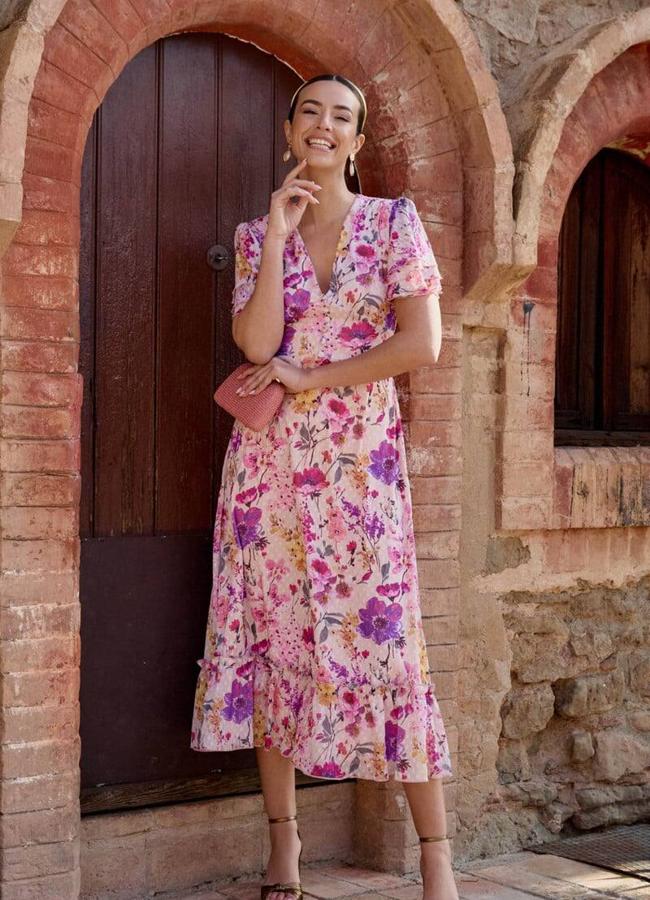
[402, 778, 459, 900]
[256, 746, 302, 900]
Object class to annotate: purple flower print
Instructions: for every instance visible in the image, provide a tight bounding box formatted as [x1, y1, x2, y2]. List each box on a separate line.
[357, 596, 403, 644]
[279, 324, 296, 355]
[364, 511, 385, 540]
[223, 678, 253, 723]
[385, 720, 406, 762]
[339, 320, 377, 347]
[311, 760, 344, 779]
[293, 466, 329, 494]
[233, 506, 262, 549]
[284, 288, 310, 322]
[368, 440, 400, 485]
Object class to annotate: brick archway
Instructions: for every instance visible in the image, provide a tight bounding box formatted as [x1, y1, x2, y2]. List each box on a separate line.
[0, 0, 512, 895]
[497, 41, 650, 534]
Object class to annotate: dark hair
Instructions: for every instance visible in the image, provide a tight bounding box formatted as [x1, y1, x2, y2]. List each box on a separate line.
[288, 74, 367, 135]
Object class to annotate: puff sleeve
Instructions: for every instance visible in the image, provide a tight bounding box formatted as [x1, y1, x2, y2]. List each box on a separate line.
[231, 220, 263, 317]
[385, 196, 442, 302]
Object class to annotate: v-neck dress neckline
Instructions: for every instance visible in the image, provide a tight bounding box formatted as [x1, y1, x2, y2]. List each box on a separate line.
[293, 193, 363, 298]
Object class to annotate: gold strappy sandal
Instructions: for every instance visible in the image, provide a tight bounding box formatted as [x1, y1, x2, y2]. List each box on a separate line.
[260, 814, 303, 900]
[419, 834, 448, 843]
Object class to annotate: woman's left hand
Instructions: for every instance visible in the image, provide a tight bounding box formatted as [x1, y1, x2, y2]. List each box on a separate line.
[235, 357, 312, 396]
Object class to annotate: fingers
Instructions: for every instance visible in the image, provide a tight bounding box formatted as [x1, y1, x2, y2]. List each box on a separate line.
[281, 157, 308, 183]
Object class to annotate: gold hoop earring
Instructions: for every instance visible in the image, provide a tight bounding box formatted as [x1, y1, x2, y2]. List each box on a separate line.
[283, 143, 292, 163]
[348, 154, 355, 177]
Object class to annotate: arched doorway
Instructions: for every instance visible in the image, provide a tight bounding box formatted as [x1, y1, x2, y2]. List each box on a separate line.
[78, 31, 361, 815]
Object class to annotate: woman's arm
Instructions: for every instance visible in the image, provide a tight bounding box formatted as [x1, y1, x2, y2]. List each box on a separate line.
[232, 232, 287, 364]
[303, 291, 441, 390]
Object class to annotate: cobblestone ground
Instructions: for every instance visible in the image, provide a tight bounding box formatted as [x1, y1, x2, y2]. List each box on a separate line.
[157, 850, 650, 899]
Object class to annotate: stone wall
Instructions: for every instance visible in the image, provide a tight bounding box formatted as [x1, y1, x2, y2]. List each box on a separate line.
[457, 0, 649, 106]
[498, 576, 650, 835]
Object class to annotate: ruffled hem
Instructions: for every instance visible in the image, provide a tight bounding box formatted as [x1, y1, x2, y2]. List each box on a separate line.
[190, 651, 452, 783]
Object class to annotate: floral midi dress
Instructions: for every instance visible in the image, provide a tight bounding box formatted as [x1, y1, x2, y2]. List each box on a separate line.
[190, 193, 452, 782]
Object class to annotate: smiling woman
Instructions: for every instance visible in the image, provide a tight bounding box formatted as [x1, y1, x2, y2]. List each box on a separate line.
[192, 73, 456, 900]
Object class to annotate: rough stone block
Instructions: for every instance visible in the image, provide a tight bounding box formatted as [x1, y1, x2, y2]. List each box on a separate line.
[553, 670, 624, 719]
[501, 684, 555, 740]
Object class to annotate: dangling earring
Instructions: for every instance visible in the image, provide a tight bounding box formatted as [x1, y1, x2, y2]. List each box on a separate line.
[283, 143, 292, 163]
[348, 154, 356, 177]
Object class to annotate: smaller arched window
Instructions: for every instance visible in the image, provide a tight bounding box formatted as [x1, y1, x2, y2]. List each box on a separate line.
[555, 146, 650, 446]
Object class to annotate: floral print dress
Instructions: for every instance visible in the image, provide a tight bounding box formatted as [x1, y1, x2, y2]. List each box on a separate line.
[190, 193, 452, 782]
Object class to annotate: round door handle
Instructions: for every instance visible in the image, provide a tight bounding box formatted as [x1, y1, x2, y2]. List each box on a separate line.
[206, 243, 230, 271]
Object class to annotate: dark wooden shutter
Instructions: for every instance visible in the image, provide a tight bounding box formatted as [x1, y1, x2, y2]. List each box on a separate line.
[555, 148, 650, 446]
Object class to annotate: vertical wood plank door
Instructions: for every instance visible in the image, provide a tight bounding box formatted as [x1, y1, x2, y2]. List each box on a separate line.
[78, 32, 305, 810]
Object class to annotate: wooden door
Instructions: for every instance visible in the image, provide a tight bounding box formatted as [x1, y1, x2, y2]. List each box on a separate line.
[555, 148, 650, 445]
[79, 32, 318, 814]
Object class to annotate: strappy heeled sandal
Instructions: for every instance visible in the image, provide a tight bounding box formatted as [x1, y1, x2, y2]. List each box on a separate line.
[419, 834, 448, 843]
[260, 814, 303, 900]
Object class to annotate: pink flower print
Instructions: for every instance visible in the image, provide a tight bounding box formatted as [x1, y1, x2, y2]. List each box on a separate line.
[364, 511, 385, 540]
[368, 440, 400, 485]
[223, 679, 253, 723]
[293, 466, 329, 494]
[357, 596, 403, 644]
[233, 506, 262, 548]
[339, 320, 377, 349]
[311, 761, 345, 778]
[376, 581, 402, 600]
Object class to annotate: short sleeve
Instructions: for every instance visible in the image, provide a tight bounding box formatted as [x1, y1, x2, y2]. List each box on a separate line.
[385, 196, 442, 302]
[231, 220, 263, 317]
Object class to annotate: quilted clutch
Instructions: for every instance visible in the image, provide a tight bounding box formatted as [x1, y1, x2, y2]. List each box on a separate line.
[214, 363, 285, 431]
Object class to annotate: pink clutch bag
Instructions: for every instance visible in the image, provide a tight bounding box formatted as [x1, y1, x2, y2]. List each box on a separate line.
[214, 363, 285, 431]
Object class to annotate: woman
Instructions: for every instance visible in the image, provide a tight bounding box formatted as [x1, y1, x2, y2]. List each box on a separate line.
[191, 73, 457, 900]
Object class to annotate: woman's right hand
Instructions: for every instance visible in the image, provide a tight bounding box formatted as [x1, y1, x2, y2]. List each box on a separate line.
[267, 158, 322, 240]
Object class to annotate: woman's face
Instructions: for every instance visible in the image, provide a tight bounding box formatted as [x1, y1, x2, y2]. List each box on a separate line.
[285, 80, 364, 170]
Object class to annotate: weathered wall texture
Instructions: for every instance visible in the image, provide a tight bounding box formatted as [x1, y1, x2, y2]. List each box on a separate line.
[456, 0, 650, 106]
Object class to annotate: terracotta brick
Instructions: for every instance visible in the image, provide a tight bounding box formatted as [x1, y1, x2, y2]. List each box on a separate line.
[43, 22, 105, 89]
[0, 472, 80, 507]
[58, 0, 129, 76]
[22, 172, 79, 214]
[0, 798, 80, 843]
[0, 371, 82, 406]
[2, 771, 79, 815]
[1, 703, 79, 745]
[1, 599, 78, 639]
[415, 530, 459, 560]
[12, 208, 79, 247]
[27, 96, 80, 150]
[422, 614, 459, 645]
[0, 569, 77, 607]
[412, 503, 461, 532]
[1, 340, 78, 373]
[541, 530, 588, 573]
[417, 558, 459, 590]
[0, 869, 80, 899]
[2, 667, 79, 707]
[1, 634, 79, 675]
[1, 537, 79, 574]
[409, 365, 462, 395]
[89, 0, 145, 48]
[32, 57, 89, 116]
[426, 644, 459, 672]
[499, 496, 552, 530]
[501, 460, 554, 497]
[125, 0, 170, 27]
[410, 476, 461, 505]
[3, 272, 79, 310]
[0, 508, 78, 541]
[0, 306, 79, 341]
[23, 134, 81, 184]
[1, 438, 80, 474]
[419, 588, 459, 618]
[1, 406, 79, 440]
[503, 395, 554, 431]
[406, 444, 462, 477]
[2, 242, 78, 279]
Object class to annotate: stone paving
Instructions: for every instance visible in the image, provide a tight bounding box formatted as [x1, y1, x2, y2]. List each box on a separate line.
[159, 850, 650, 899]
